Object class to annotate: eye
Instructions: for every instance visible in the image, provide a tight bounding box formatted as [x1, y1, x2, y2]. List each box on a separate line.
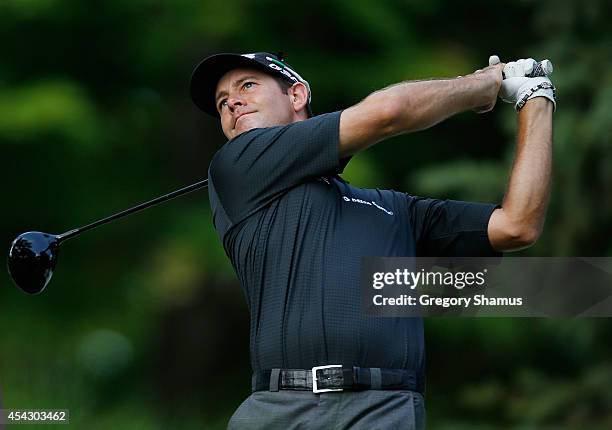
[242, 81, 255, 90]
[218, 99, 227, 111]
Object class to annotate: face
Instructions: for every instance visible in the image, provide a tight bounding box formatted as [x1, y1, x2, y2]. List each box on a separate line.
[215, 67, 296, 139]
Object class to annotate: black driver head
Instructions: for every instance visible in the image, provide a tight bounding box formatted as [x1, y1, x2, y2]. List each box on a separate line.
[7, 231, 60, 294]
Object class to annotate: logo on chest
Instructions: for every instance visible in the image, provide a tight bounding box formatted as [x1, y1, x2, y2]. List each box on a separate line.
[342, 195, 394, 216]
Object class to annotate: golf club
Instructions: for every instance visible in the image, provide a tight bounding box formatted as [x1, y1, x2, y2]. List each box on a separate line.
[7, 179, 208, 295]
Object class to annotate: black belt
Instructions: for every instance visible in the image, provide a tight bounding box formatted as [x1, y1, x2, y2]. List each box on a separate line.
[252, 365, 425, 395]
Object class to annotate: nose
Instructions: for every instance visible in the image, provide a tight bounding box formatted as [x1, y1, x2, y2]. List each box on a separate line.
[227, 95, 244, 112]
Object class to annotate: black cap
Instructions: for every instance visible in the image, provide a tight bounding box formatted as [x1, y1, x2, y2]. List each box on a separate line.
[190, 52, 311, 117]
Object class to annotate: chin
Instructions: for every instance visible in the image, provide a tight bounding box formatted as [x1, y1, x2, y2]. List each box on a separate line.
[233, 124, 255, 137]
[234, 116, 261, 135]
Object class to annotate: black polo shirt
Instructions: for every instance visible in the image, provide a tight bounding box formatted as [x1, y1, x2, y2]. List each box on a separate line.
[208, 111, 500, 375]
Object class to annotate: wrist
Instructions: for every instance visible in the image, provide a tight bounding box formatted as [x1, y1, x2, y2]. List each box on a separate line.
[519, 97, 554, 115]
[463, 72, 499, 110]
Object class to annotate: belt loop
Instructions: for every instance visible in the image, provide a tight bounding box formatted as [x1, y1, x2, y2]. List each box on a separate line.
[269, 369, 281, 392]
[418, 372, 426, 396]
[342, 366, 355, 389]
[370, 368, 382, 389]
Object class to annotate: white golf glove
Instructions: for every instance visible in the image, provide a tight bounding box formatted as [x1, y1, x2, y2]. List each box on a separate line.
[489, 56, 556, 111]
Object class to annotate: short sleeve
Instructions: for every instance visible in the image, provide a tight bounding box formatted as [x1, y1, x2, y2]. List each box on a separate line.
[208, 111, 341, 226]
[407, 197, 501, 257]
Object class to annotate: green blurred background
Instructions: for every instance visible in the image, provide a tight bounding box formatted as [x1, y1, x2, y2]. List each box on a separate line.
[1, 0, 611, 428]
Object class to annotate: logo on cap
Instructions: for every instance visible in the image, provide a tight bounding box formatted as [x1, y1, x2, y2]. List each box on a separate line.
[268, 63, 298, 82]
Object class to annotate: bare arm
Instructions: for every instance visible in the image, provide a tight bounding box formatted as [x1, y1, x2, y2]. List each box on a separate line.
[488, 97, 553, 251]
[338, 65, 503, 158]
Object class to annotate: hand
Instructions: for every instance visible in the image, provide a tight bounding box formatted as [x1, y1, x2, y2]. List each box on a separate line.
[493, 56, 556, 111]
[471, 59, 505, 113]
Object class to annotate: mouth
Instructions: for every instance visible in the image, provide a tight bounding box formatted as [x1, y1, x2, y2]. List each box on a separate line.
[234, 111, 254, 129]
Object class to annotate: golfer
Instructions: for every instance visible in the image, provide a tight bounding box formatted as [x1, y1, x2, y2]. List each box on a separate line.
[190, 52, 554, 429]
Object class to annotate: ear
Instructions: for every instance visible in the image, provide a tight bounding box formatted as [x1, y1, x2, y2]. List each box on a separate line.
[287, 82, 309, 115]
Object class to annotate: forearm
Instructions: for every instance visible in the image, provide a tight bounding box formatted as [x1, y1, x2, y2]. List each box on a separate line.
[500, 98, 553, 242]
[381, 74, 497, 134]
[339, 68, 501, 157]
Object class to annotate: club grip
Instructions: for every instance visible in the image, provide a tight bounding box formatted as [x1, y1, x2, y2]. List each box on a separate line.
[527, 59, 553, 77]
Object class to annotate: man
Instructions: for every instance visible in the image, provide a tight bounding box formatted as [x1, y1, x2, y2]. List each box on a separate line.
[190, 52, 554, 429]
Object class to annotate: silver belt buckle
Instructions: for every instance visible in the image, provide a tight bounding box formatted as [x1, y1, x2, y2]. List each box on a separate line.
[312, 364, 343, 393]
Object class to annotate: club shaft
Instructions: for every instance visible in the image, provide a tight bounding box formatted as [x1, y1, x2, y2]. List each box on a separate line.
[57, 179, 208, 242]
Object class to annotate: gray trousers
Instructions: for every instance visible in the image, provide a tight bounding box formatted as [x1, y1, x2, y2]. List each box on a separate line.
[227, 389, 426, 430]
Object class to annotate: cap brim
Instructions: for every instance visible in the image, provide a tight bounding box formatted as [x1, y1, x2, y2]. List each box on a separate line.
[190, 53, 270, 117]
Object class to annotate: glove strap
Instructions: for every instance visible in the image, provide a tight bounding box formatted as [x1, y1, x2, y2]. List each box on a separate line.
[516, 82, 556, 111]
